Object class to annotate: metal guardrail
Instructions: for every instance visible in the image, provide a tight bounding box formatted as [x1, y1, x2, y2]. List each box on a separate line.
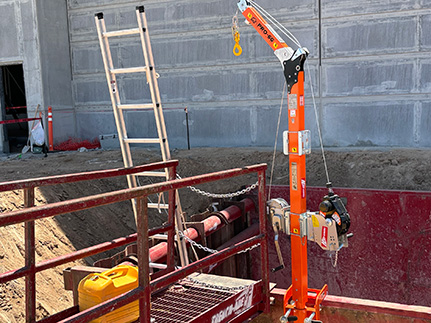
[0, 160, 269, 323]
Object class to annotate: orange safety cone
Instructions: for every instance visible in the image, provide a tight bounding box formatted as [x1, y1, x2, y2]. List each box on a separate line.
[47, 106, 53, 151]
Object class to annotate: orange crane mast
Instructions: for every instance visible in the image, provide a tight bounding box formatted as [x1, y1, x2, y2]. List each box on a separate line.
[237, 1, 351, 322]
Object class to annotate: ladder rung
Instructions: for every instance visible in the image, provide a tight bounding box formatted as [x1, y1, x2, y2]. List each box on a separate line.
[124, 138, 160, 144]
[148, 203, 169, 209]
[118, 104, 154, 110]
[103, 28, 140, 38]
[110, 67, 148, 74]
[135, 171, 167, 177]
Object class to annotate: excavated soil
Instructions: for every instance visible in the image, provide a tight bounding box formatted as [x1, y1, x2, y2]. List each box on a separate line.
[1, 147, 431, 322]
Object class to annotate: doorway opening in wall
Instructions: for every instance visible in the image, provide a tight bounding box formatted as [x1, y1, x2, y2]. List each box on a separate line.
[0, 64, 28, 153]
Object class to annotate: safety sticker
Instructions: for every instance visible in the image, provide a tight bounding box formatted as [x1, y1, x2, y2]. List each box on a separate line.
[288, 94, 297, 110]
[291, 163, 297, 190]
[301, 178, 306, 198]
[300, 95, 304, 106]
[290, 110, 296, 117]
[321, 226, 328, 248]
[312, 215, 320, 227]
[332, 211, 341, 226]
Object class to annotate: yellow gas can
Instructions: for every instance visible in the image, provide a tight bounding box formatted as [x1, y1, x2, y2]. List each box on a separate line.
[78, 265, 139, 323]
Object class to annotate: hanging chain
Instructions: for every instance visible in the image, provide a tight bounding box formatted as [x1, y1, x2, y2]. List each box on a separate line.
[182, 276, 253, 292]
[232, 9, 242, 56]
[176, 174, 258, 199]
[330, 249, 339, 267]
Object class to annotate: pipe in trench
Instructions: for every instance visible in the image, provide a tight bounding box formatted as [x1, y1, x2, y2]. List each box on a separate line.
[149, 198, 255, 263]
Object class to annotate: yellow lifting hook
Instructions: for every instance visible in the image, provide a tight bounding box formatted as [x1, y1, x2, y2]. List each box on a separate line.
[233, 31, 242, 56]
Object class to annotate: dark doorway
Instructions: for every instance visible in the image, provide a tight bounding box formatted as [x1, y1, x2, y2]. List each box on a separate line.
[0, 64, 28, 153]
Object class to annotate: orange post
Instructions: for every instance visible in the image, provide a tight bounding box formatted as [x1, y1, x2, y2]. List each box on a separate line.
[288, 73, 309, 321]
[47, 106, 53, 151]
[238, 0, 327, 321]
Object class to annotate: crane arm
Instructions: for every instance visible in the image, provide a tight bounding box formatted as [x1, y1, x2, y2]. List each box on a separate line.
[237, 0, 308, 93]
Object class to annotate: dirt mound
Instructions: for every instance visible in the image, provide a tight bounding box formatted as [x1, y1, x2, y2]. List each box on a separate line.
[1, 147, 431, 321]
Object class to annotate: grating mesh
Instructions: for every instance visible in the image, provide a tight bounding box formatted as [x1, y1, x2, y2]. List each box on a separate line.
[150, 281, 237, 323]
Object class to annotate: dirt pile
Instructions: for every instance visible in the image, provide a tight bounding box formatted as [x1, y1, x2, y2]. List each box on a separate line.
[1, 147, 431, 321]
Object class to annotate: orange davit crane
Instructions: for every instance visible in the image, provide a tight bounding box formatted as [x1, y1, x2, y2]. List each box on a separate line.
[236, 1, 352, 322]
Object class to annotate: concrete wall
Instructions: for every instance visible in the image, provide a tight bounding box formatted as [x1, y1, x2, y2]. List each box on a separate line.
[0, 0, 44, 152]
[2, 0, 430, 150]
[36, 0, 75, 144]
[64, 0, 431, 148]
[321, 0, 431, 148]
[0, 0, 76, 152]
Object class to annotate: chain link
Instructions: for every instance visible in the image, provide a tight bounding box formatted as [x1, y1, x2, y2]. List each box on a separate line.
[331, 249, 339, 268]
[177, 230, 260, 255]
[182, 276, 253, 292]
[177, 230, 218, 254]
[177, 174, 258, 199]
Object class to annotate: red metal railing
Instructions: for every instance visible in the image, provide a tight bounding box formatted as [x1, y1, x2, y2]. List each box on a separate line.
[0, 161, 268, 323]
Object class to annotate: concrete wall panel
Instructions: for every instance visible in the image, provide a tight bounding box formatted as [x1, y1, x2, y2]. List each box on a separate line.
[74, 79, 111, 104]
[324, 17, 417, 57]
[0, 4, 19, 58]
[419, 60, 431, 93]
[420, 14, 431, 49]
[72, 45, 119, 74]
[419, 101, 431, 146]
[324, 61, 414, 97]
[322, 102, 415, 147]
[76, 111, 117, 139]
[322, 0, 418, 17]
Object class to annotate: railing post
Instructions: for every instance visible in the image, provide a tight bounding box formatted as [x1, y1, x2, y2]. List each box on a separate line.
[167, 165, 177, 271]
[137, 196, 151, 323]
[258, 170, 270, 313]
[24, 187, 36, 323]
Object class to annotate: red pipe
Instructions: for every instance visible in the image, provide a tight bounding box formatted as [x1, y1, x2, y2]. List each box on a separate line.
[149, 198, 255, 262]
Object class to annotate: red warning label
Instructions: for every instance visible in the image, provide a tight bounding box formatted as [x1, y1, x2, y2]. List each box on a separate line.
[321, 226, 328, 248]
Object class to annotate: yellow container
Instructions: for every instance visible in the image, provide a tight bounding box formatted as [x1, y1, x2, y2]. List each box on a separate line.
[78, 265, 139, 323]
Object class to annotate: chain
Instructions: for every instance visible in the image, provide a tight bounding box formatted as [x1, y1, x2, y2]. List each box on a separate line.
[232, 8, 242, 56]
[331, 249, 339, 267]
[183, 276, 253, 292]
[177, 230, 218, 254]
[177, 230, 260, 255]
[237, 242, 260, 254]
[177, 174, 258, 199]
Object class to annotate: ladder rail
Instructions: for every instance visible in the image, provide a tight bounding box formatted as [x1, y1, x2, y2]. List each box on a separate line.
[136, 7, 189, 266]
[95, 14, 137, 193]
[95, 13, 139, 220]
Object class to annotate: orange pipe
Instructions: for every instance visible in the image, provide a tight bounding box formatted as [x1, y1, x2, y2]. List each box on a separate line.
[47, 106, 53, 151]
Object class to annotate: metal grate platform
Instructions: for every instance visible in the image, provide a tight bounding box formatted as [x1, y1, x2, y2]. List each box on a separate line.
[150, 274, 262, 323]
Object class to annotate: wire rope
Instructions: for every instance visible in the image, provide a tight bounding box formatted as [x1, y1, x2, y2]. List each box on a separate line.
[306, 62, 330, 184]
[250, 0, 302, 48]
[268, 82, 287, 200]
